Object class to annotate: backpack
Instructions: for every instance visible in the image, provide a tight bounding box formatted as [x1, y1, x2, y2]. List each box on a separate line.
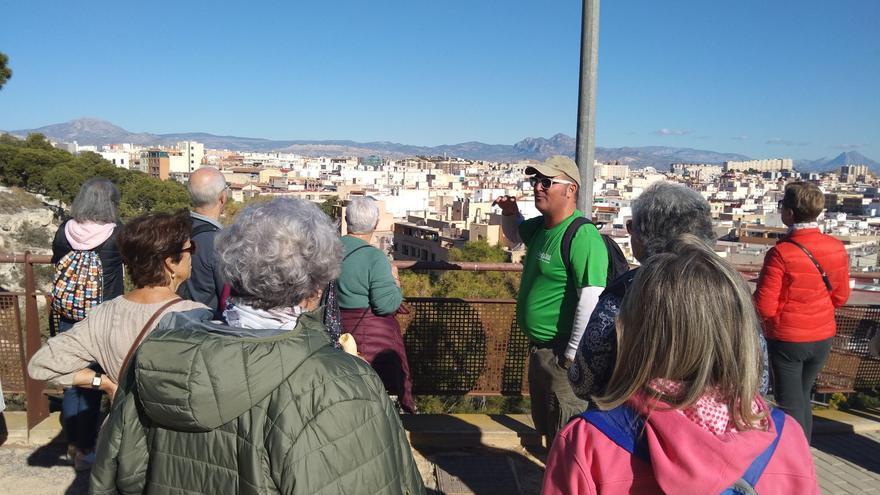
[51, 250, 104, 322]
[177, 222, 220, 300]
[561, 217, 629, 286]
[580, 405, 786, 495]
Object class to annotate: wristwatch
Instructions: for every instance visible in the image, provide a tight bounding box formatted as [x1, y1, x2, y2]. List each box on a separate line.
[559, 356, 573, 370]
[91, 372, 103, 389]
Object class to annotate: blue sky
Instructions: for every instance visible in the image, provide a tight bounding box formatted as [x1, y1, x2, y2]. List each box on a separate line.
[0, 0, 877, 160]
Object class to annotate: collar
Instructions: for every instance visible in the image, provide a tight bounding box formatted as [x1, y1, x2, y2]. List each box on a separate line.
[190, 211, 223, 230]
[787, 222, 820, 234]
[223, 299, 301, 331]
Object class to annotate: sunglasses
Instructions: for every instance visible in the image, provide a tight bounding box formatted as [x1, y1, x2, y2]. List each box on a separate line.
[179, 240, 196, 255]
[529, 176, 574, 189]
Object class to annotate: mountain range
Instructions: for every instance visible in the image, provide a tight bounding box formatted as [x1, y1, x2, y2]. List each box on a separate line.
[3, 118, 877, 172]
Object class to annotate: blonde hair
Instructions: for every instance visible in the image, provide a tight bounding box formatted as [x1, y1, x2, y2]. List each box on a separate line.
[593, 235, 766, 430]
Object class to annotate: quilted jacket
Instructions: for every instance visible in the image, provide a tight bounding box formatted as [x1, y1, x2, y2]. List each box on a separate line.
[754, 228, 850, 342]
[90, 308, 425, 495]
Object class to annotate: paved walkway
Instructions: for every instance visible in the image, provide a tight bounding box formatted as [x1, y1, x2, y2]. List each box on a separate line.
[1, 432, 877, 494]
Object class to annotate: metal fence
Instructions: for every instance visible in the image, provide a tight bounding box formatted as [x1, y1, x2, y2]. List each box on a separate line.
[2, 254, 879, 432]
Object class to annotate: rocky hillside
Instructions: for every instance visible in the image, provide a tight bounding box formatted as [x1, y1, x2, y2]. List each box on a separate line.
[0, 186, 59, 291]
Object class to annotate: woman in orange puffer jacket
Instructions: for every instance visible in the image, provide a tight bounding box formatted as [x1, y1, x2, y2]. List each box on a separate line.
[754, 181, 850, 441]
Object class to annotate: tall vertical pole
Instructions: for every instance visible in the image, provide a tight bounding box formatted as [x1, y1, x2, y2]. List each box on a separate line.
[576, 0, 600, 215]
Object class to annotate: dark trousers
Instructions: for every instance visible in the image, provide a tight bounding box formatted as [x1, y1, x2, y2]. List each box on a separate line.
[767, 338, 832, 442]
[57, 318, 103, 452]
[528, 345, 588, 444]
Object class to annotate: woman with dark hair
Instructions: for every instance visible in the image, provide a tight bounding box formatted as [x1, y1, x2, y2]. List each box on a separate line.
[30, 210, 206, 469]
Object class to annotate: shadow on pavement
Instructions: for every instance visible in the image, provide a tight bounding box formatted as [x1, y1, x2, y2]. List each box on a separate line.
[813, 430, 880, 475]
[24, 436, 90, 494]
[408, 413, 546, 494]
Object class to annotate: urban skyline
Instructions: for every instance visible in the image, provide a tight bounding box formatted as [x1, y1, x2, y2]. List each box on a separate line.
[0, 0, 878, 159]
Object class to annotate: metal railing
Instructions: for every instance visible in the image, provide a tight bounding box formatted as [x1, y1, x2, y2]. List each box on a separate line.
[2, 254, 879, 432]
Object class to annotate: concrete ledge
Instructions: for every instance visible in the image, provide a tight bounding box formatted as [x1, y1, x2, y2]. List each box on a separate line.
[0, 412, 65, 447]
[813, 408, 880, 434]
[401, 413, 542, 450]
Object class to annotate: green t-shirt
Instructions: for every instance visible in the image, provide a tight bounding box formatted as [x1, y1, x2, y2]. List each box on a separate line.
[516, 210, 608, 343]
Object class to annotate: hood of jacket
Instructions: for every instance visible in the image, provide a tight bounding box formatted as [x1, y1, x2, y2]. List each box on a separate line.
[64, 219, 116, 250]
[629, 394, 778, 494]
[132, 307, 332, 432]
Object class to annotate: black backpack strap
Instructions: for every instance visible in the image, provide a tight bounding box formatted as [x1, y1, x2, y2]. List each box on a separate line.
[781, 239, 832, 292]
[561, 216, 592, 281]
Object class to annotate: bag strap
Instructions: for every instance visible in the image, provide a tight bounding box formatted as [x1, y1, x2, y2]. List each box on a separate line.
[561, 216, 592, 283]
[117, 297, 183, 381]
[583, 406, 786, 493]
[781, 239, 833, 292]
[738, 408, 786, 487]
[580, 404, 650, 462]
[342, 244, 372, 263]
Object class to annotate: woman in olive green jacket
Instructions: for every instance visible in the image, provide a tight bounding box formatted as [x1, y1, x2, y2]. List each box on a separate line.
[91, 198, 424, 495]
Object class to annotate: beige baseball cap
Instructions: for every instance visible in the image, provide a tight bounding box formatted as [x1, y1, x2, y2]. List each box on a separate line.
[524, 155, 581, 187]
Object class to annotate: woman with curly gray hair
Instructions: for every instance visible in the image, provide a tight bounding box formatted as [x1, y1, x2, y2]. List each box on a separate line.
[91, 197, 425, 495]
[568, 181, 769, 402]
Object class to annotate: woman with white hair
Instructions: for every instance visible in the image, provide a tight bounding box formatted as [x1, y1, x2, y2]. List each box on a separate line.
[544, 238, 818, 494]
[90, 198, 424, 495]
[337, 197, 415, 412]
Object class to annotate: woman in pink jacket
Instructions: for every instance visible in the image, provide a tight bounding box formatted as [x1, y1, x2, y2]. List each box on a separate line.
[543, 237, 818, 494]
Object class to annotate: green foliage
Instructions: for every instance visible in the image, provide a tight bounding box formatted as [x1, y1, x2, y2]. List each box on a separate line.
[448, 240, 508, 263]
[398, 240, 520, 299]
[319, 195, 340, 219]
[0, 134, 190, 220]
[827, 392, 848, 410]
[838, 390, 880, 411]
[0, 52, 11, 90]
[222, 195, 273, 225]
[399, 271, 435, 297]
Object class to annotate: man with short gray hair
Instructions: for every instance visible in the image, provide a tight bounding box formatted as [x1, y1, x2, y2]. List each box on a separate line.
[180, 166, 228, 318]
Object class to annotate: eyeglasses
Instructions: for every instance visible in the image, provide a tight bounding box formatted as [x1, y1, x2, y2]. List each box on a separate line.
[529, 176, 574, 189]
[180, 240, 196, 255]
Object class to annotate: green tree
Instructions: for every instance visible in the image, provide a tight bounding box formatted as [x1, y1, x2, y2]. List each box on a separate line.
[398, 240, 520, 299]
[318, 196, 341, 219]
[222, 195, 272, 225]
[0, 52, 11, 90]
[433, 240, 519, 299]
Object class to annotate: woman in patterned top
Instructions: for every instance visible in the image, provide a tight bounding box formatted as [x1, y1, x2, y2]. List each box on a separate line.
[568, 181, 770, 401]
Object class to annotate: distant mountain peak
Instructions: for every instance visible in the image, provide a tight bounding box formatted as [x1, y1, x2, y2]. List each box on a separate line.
[10, 118, 754, 167]
[795, 151, 880, 174]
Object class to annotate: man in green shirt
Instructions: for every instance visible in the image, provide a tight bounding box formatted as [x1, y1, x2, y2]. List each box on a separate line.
[497, 155, 608, 442]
